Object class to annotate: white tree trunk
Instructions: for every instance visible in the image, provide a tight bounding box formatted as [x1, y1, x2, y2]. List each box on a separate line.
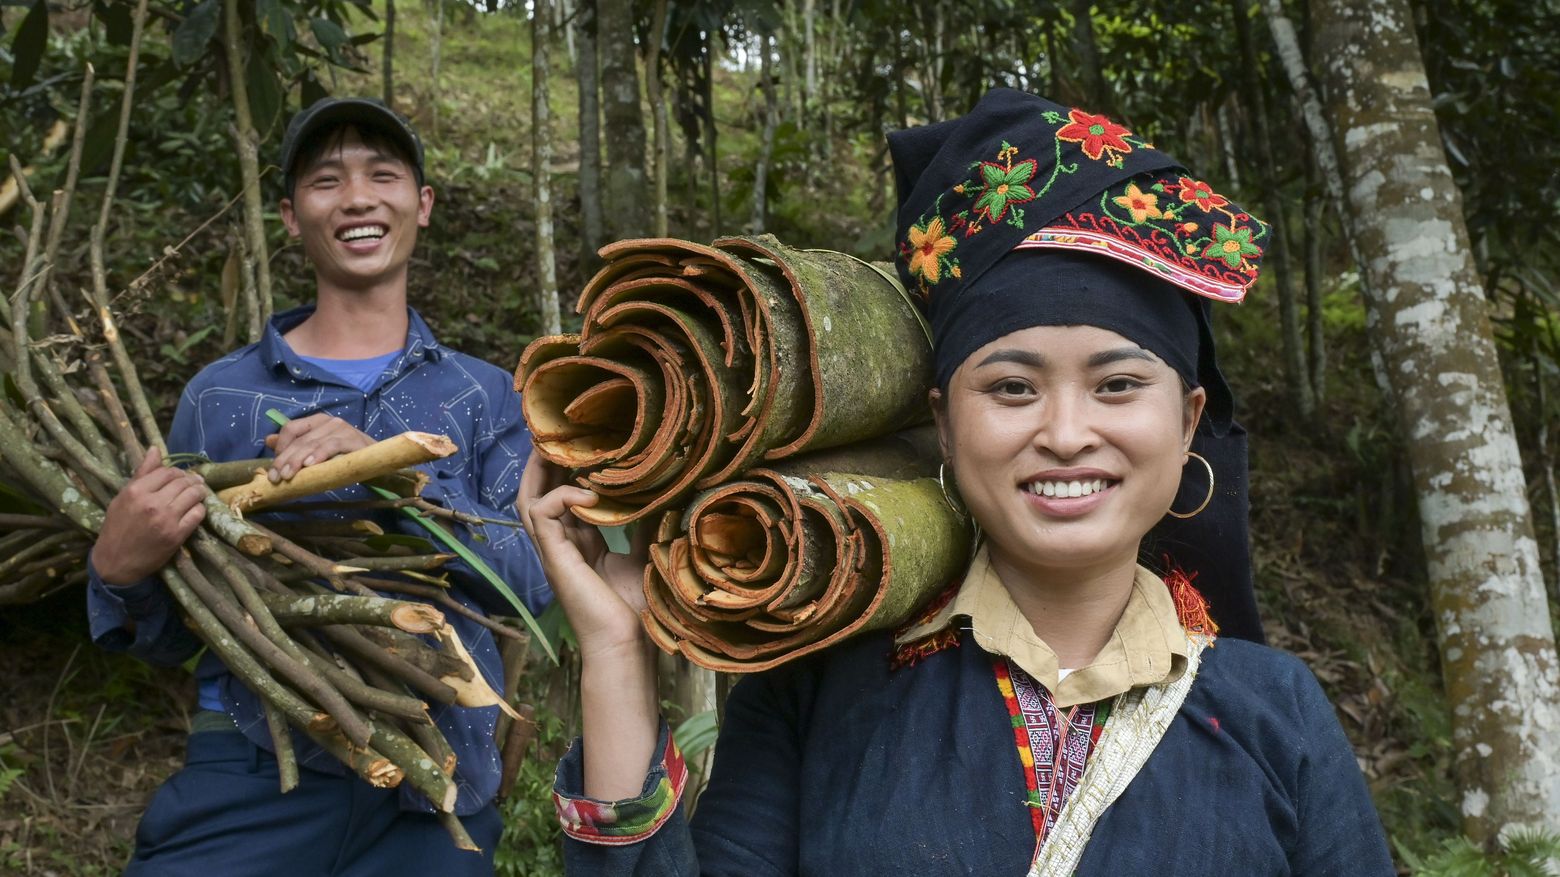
[533, 0, 560, 335]
[1314, 0, 1560, 841]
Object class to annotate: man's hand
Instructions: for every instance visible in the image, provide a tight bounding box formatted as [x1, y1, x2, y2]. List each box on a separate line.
[264, 413, 375, 482]
[92, 447, 208, 586]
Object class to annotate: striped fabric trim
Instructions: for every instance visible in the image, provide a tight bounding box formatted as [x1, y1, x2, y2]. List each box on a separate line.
[554, 733, 689, 846]
[1017, 229, 1249, 303]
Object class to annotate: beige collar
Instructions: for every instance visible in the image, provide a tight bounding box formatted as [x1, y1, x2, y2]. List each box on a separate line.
[894, 544, 1190, 707]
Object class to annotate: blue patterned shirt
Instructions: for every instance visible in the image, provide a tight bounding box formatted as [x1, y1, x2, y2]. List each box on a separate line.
[86, 305, 550, 814]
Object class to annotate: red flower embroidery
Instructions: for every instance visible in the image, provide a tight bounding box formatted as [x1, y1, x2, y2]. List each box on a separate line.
[1175, 176, 1230, 212]
[1056, 109, 1134, 164]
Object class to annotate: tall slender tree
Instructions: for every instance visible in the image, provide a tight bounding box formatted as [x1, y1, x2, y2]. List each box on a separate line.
[1313, 0, 1560, 840]
[598, 0, 650, 239]
[534, 0, 560, 334]
[575, 0, 605, 264]
[646, 0, 670, 237]
[382, 0, 396, 109]
[1231, 0, 1312, 421]
[750, 31, 777, 233]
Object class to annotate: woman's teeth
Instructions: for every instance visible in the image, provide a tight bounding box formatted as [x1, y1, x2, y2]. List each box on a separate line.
[1025, 479, 1109, 498]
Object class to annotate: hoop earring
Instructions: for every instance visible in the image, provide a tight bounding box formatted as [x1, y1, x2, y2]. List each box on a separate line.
[938, 462, 968, 519]
[1167, 451, 1215, 520]
[938, 462, 983, 558]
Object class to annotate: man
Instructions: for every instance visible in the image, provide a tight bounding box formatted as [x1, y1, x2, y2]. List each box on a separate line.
[87, 98, 549, 874]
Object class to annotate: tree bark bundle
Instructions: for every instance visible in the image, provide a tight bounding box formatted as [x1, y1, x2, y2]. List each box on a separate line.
[640, 428, 975, 672]
[516, 235, 934, 527]
[0, 18, 513, 848]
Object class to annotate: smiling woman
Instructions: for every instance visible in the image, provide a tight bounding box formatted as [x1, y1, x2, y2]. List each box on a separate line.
[522, 88, 1396, 876]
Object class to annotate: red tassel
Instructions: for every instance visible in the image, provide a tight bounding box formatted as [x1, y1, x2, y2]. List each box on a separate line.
[1163, 564, 1220, 640]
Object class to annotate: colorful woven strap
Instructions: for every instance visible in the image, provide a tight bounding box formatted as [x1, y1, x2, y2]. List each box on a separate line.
[553, 732, 689, 846]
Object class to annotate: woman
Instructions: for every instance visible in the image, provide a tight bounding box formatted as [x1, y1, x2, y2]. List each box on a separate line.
[519, 88, 1395, 875]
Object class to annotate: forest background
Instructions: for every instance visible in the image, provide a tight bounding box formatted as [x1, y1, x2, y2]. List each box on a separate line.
[1, 0, 1558, 873]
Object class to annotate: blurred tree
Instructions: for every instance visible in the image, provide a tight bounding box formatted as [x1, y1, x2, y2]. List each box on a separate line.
[535, 0, 560, 334]
[599, 0, 650, 238]
[1314, 0, 1560, 840]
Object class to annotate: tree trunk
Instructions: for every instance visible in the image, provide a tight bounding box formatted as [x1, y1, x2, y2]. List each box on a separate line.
[223, 0, 272, 326]
[923, 5, 945, 122]
[1262, 0, 1393, 405]
[750, 32, 777, 234]
[704, 33, 721, 235]
[1232, 0, 1312, 421]
[534, 0, 560, 335]
[645, 0, 669, 238]
[1303, 155, 1327, 407]
[598, 0, 649, 239]
[429, 0, 444, 136]
[574, 0, 604, 265]
[382, 0, 395, 109]
[803, 0, 817, 125]
[1069, 0, 1112, 115]
[1314, 0, 1560, 840]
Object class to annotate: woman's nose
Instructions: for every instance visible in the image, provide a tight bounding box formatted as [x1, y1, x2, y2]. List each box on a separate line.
[1034, 393, 1099, 460]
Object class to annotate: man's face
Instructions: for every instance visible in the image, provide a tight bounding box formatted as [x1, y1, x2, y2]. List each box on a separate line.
[280, 126, 434, 292]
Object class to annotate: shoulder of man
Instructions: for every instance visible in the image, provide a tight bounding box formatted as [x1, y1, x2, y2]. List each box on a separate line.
[180, 339, 269, 399]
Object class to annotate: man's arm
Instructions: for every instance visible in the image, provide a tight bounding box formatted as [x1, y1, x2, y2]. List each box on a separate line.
[85, 397, 209, 666]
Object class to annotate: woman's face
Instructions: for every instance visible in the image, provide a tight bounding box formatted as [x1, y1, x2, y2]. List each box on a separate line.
[933, 324, 1206, 578]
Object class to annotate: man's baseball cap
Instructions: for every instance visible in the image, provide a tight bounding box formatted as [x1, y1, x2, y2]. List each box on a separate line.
[279, 97, 425, 194]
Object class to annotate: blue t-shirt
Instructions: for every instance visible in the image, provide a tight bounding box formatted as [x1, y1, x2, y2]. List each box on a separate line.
[297, 350, 403, 394]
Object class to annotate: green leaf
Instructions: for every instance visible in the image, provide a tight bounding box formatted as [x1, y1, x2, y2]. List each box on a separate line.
[257, 0, 292, 52]
[300, 68, 329, 109]
[245, 47, 284, 140]
[672, 709, 719, 760]
[263, 408, 557, 663]
[9, 0, 49, 90]
[362, 533, 438, 553]
[171, 0, 221, 68]
[310, 17, 349, 51]
[93, 0, 133, 46]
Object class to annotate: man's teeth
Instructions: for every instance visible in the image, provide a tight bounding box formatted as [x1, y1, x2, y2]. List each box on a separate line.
[339, 226, 386, 241]
[1025, 479, 1109, 498]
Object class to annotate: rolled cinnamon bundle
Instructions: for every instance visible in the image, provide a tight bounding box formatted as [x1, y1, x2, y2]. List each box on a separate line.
[640, 429, 975, 672]
[516, 235, 934, 526]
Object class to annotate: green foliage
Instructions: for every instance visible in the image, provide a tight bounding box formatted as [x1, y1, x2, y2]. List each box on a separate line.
[673, 709, 719, 761]
[494, 706, 568, 877]
[1397, 829, 1560, 877]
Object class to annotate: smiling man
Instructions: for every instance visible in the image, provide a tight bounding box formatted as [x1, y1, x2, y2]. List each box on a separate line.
[85, 98, 549, 875]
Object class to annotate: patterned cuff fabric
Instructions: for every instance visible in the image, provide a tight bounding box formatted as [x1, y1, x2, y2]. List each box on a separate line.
[553, 725, 689, 846]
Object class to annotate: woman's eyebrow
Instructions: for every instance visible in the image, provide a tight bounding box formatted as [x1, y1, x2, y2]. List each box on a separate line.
[975, 349, 1048, 369]
[1086, 347, 1157, 368]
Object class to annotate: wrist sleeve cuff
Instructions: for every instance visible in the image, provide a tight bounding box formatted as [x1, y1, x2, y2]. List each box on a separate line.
[553, 721, 688, 847]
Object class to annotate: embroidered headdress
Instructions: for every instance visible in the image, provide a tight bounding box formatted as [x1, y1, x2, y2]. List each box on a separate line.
[888, 87, 1265, 642]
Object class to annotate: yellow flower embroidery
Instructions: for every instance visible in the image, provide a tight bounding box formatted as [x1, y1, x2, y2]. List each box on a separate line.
[1112, 183, 1164, 223]
[907, 217, 958, 284]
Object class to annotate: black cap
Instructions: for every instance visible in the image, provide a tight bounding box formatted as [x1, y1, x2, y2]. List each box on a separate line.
[279, 97, 425, 195]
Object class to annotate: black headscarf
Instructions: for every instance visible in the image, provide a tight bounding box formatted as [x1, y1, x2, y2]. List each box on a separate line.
[888, 88, 1268, 642]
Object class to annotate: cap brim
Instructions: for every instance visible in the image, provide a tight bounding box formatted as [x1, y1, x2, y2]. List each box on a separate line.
[282, 99, 423, 188]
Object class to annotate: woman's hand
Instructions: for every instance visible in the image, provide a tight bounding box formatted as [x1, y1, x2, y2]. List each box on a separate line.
[517, 449, 650, 658]
[519, 448, 662, 801]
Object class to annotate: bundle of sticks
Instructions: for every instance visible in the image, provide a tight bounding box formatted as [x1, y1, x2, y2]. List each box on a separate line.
[0, 22, 528, 849]
[518, 237, 978, 673]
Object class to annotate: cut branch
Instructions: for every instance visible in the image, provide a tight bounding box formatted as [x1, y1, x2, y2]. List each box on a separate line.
[216, 432, 456, 513]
